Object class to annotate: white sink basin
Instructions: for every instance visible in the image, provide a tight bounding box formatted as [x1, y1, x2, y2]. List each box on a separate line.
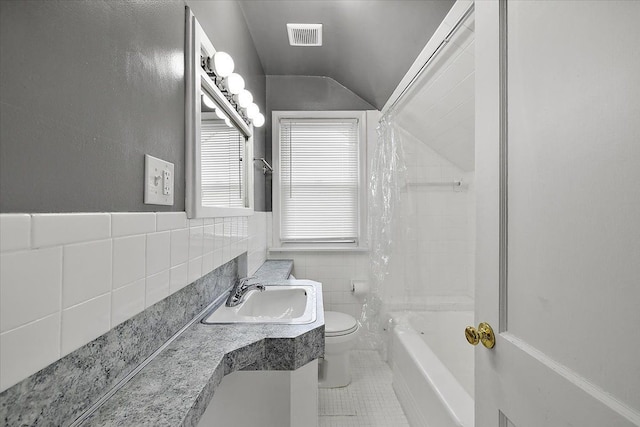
[203, 282, 317, 325]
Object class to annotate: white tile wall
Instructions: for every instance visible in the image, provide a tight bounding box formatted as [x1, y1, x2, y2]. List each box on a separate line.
[0, 247, 62, 332]
[381, 130, 475, 308]
[31, 213, 110, 248]
[170, 228, 189, 267]
[247, 213, 267, 276]
[0, 312, 60, 392]
[213, 250, 223, 272]
[0, 211, 267, 392]
[112, 235, 146, 289]
[203, 225, 214, 254]
[187, 257, 203, 284]
[156, 212, 187, 231]
[268, 247, 369, 321]
[169, 262, 188, 294]
[0, 214, 30, 252]
[146, 231, 171, 276]
[61, 293, 111, 356]
[202, 252, 214, 277]
[146, 270, 170, 307]
[63, 240, 112, 308]
[188, 226, 204, 260]
[112, 278, 146, 327]
[111, 213, 155, 237]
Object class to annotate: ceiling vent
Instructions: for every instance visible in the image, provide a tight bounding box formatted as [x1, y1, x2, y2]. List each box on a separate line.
[287, 24, 323, 46]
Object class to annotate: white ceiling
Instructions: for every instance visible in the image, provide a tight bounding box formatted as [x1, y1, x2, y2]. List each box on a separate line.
[238, 0, 455, 109]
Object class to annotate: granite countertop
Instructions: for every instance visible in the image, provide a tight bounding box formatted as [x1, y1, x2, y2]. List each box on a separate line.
[252, 259, 294, 281]
[82, 260, 325, 426]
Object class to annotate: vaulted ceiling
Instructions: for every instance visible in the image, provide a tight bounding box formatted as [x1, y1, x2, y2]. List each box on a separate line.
[239, 0, 455, 110]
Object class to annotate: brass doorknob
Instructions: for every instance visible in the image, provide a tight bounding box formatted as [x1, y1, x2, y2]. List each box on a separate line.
[464, 322, 495, 349]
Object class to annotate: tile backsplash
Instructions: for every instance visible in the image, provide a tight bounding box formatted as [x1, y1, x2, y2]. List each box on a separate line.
[0, 211, 268, 392]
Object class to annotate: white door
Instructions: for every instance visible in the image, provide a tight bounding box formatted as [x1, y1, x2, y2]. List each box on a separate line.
[475, 1, 640, 426]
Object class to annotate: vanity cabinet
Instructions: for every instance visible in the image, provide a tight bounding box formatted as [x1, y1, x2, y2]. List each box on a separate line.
[197, 359, 318, 427]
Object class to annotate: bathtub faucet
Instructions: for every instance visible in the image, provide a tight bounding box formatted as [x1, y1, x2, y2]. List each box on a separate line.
[226, 276, 265, 307]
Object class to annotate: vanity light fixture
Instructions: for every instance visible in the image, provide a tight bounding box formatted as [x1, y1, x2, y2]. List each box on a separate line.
[253, 112, 265, 128]
[202, 93, 216, 109]
[212, 51, 234, 77]
[246, 102, 259, 120]
[236, 89, 253, 108]
[215, 108, 228, 121]
[201, 49, 258, 127]
[226, 73, 245, 95]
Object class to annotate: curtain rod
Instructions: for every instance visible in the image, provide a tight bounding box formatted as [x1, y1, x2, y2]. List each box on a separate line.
[382, 3, 475, 117]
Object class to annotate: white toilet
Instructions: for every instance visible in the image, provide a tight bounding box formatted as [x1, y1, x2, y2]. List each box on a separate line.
[319, 311, 359, 388]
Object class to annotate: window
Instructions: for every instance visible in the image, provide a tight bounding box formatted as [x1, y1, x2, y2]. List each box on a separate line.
[273, 111, 368, 248]
[200, 113, 246, 208]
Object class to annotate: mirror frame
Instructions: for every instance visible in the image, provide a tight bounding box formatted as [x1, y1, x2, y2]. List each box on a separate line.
[185, 7, 254, 218]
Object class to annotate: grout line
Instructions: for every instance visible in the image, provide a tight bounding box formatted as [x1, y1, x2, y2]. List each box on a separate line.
[58, 245, 64, 357]
[0, 311, 60, 336]
[29, 213, 35, 249]
[62, 291, 112, 311]
[143, 232, 148, 310]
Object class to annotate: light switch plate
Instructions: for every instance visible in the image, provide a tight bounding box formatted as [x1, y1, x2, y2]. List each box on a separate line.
[144, 154, 174, 206]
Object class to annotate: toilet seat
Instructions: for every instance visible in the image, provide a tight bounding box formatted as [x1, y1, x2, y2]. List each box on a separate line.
[325, 311, 358, 337]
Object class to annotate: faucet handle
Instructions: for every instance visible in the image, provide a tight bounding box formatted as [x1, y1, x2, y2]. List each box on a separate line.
[238, 276, 257, 288]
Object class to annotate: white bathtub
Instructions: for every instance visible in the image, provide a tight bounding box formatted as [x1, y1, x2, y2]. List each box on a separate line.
[389, 311, 474, 427]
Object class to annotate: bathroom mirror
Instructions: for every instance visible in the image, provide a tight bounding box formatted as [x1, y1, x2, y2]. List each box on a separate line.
[185, 8, 254, 218]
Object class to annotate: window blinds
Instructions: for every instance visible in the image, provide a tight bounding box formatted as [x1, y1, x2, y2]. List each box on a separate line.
[279, 118, 360, 243]
[201, 120, 245, 208]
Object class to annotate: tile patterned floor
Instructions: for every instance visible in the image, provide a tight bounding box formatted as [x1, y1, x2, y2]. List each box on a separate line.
[319, 350, 410, 427]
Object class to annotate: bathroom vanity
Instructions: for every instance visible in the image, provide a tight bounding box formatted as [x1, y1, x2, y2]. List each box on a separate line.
[80, 261, 325, 427]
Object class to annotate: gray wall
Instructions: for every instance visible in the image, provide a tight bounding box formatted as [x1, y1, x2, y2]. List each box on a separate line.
[239, 0, 455, 109]
[0, 1, 185, 213]
[265, 75, 375, 210]
[186, 0, 267, 211]
[0, 0, 267, 213]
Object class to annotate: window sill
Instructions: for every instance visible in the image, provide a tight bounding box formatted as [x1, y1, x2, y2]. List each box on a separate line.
[268, 246, 369, 253]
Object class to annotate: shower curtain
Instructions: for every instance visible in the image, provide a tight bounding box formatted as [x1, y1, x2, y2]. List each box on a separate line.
[359, 5, 476, 352]
[359, 112, 407, 350]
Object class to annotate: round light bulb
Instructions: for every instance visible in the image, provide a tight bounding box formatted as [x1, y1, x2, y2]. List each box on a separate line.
[226, 73, 245, 95]
[224, 117, 233, 128]
[202, 93, 216, 109]
[246, 102, 259, 120]
[215, 108, 227, 120]
[252, 112, 265, 128]
[236, 89, 253, 108]
[212, 51, 234, 77]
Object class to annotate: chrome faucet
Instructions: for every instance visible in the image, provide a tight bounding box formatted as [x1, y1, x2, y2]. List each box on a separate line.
[226, 276, 265, 307]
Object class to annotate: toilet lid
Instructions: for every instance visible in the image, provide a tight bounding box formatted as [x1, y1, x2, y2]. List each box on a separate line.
[325, 311, 358, 337]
